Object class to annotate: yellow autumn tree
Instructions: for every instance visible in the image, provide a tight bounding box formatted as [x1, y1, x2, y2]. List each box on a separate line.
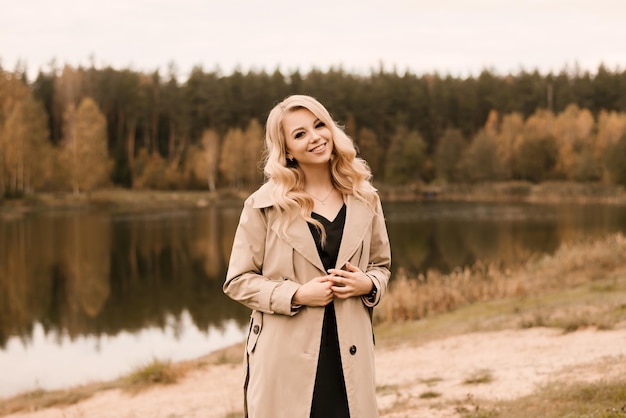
[523, 109, 555, 139]
[596, 110, 626, 181]
[219, 127, 245, 188]
[1, 96, 52, 195]
[184, 128, 220, 191]
[242, 118, 264, 189]
[59, 97, 111, 194]
[0, 72, 31, 196]
[551, 104, 599, 181]
[496, 112, 524, 180]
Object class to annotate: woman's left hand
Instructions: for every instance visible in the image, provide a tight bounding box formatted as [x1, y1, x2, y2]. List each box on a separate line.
[327, 262, 374, 299]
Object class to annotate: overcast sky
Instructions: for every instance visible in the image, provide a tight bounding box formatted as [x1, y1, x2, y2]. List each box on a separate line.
[2, 0, 626, 81]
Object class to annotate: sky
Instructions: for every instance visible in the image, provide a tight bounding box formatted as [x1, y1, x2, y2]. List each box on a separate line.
[2, 0, 626, 81]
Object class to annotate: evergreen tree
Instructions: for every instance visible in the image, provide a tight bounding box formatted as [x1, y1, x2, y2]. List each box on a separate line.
[604, 132, 626, 186]
[384, 126, 427, 185]
[355, 127, 381, 178]
[458, 130, 503, 182]
[435, 128, 466, 183]
[514, 134, 558, 182]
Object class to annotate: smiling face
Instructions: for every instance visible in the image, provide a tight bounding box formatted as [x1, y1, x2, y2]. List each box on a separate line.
[282, 107, 334, 168]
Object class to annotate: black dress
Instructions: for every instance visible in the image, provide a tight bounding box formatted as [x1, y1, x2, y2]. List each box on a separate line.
[308, 204, 350, 418]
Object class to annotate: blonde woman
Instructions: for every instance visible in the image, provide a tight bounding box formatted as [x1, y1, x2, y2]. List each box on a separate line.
[224, 95, 391, 418]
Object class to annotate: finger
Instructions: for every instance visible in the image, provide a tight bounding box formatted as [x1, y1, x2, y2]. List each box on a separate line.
[331, 286, 350, 298]
[344, 262, 360, 272]
[330, 276, 346, 287]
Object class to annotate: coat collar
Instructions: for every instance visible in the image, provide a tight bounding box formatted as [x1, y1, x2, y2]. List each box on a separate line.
[251, 181, 376, 272]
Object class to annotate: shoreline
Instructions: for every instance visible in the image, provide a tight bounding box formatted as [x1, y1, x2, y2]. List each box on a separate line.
[1, 181, 625, 215]
[3, 322, 626, 417]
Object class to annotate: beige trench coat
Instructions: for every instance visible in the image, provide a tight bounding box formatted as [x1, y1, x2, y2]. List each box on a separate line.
[223, 181, 391, 418]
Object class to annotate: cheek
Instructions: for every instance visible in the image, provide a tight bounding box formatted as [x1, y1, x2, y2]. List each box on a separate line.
[284, 138, 295, 152]
[286, 140, 305, 154]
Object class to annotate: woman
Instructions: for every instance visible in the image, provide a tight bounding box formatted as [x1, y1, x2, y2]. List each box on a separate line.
[223, 95, 391, 418]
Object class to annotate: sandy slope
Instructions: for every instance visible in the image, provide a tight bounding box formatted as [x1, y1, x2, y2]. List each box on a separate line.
[4, 326, 626, 418]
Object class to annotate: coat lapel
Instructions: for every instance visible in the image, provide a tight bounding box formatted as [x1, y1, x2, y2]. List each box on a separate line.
[335, 194, 373, 270]
[252, 181, 374, 273]
[270, 195, 373, 273]
[273, 216, 325, 272]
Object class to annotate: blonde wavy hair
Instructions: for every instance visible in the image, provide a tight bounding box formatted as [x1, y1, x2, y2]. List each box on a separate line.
[263, 95, 377, 242]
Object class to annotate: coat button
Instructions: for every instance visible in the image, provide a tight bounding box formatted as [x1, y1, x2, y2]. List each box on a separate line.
[253, 325, 260, 334]
[349, 345, 357, 355]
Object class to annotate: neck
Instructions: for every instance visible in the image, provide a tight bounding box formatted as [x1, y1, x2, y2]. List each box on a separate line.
[301, 164, 333, 191]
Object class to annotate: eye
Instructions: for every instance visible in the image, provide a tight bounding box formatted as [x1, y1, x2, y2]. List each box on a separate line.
[315, 121, 326, 129]
[294, 131, 305, 139]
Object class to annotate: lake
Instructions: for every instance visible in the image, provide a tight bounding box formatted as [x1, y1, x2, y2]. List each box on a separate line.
[1, 200, 625, 398]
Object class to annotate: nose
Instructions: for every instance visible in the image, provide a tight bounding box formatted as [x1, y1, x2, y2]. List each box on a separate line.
[310, 130, 321, 141]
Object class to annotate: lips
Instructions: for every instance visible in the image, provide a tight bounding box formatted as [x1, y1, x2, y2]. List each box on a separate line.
[309, 142, 327, 153]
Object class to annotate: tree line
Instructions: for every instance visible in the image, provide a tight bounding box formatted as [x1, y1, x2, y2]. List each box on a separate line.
[1, 62, 626, 198]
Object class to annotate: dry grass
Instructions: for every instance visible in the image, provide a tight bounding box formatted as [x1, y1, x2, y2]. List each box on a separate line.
[376, 233, 626, 325]
[122, 358, 179, 393]
[461, 379, 626, 418]
[463, 369, 495, 385]
[0, 381, 119, 416]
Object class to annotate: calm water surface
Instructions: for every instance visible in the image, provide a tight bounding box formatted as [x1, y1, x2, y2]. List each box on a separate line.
[1, 200, 625, 397]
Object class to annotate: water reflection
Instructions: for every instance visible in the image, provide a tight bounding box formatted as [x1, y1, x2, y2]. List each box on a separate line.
[0, 313, 245, 396]
[385, 201, 626, 275]
[1, 200, 625, 397]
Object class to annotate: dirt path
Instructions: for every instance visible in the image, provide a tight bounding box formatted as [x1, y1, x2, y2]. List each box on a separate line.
[4, 326, 626, 418]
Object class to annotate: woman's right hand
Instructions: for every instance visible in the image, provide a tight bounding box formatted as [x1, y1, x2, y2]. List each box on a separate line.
[292, 276, 334, 307]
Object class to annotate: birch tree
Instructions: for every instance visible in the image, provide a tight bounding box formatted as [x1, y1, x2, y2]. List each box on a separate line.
[59, 97, 111, 194]
[184, 128, 220, 190]
[200, 128, 220, 191]
[219, 127, 245, 188]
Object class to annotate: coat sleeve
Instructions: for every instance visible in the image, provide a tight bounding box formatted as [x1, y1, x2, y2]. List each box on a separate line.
[223, 198, 300, 316]
[362, 195, 391, 308]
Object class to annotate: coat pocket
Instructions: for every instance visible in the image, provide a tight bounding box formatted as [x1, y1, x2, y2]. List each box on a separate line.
[246, 310, 263, 354]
